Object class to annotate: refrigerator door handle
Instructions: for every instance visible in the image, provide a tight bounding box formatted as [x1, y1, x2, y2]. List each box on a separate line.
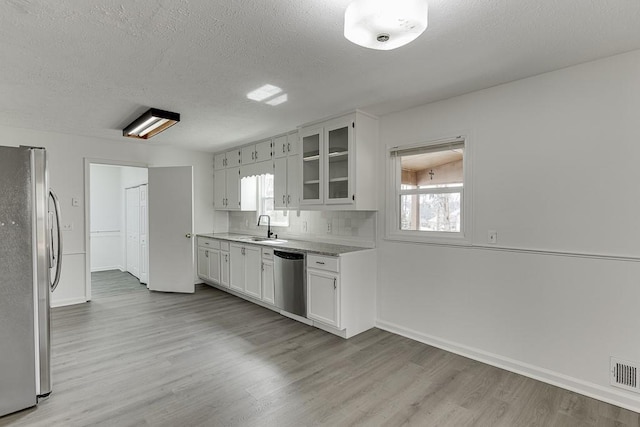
[49, 189, 63, 292]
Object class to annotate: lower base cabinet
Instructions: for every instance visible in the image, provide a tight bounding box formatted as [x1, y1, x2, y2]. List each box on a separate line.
[261, 249, 275, 305]
[220, 247, 229, 287]
[229, 243, 261, 298]
[307, 269, 339, 328]
[197, 236, 376, 339]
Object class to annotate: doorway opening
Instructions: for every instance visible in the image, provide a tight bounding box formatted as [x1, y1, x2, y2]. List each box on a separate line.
[88, 163, 148, 300]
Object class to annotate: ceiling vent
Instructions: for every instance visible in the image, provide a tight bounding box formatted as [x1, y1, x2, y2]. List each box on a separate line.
[610, 357, 640, 393]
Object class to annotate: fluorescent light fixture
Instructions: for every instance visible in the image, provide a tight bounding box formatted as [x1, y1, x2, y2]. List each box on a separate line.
[344, 0, 429, 50]
[247, 84, 282, 102]
[265, 94, 288, 106]
[123, 108, 180, 140]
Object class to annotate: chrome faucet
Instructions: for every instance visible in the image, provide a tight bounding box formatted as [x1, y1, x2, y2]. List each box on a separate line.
[257, 215, 273, 239]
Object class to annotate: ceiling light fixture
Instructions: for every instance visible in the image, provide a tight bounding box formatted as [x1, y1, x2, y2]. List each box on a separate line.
[265, 94, 288, 106]
[247, 84, 283, 102]
[123, 108, 180, 140]
[344, 0, 429, 50]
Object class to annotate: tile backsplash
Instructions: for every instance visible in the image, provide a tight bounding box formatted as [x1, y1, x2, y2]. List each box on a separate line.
[228, 210, 377, 247]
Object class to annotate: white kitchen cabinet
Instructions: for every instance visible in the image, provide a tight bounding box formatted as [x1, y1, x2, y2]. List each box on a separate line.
[197, 247, 209, 279]
[274, 156, 287, 209]
[229, 244, 244, 292]
[214, 153, 226, 170]
[197, 238, 221, 285]
[214, 149, 242, 170]
[196, 236, 377, 340]
[261, 248, 275, 305]
[242, 139, 272, 164]
[229, 243, 261, 298]
[244, 245, 261, 299]
[300, 126, 323, 205]
[213, 169, 226, 208]
[214, 167, 256, 211]
[274, 132, 300, 210]
[286, 154, 300, 209]
[273, 132, 298, 159]
[208, 249, 221, 283]
[306, 250, 377, 338]
[226, 148, 242, 168]
[307, 268, 340, 328]
[226, 167, 240, 210]
[220, 243, 230, 287]
[299, 111, 378, 210]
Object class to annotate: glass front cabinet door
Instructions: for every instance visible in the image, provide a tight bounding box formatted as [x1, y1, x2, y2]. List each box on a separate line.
[300, 127, 323, 205]
[325, 118, 353, 204]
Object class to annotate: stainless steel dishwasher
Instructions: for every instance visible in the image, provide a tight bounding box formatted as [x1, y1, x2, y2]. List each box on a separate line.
[273, 250, 306, 317]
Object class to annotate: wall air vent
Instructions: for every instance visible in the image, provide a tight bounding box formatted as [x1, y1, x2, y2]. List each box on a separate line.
[610, 357, 640, 393]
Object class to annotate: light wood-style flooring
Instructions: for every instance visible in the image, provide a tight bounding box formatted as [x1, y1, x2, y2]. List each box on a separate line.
[1, 270, 638, 426]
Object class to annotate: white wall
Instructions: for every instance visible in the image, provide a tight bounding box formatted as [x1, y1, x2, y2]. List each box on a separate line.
[0, 125, 217, 307]
[376, 49, 640, 411]
[90, 165, 124, 272]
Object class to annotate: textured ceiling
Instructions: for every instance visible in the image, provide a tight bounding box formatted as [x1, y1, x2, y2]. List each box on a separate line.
[1, 0, 640, 152]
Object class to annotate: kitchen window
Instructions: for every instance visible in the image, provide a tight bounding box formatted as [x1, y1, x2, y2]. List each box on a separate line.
[387, 137, 471, 244]
[257, 174, 289, 227]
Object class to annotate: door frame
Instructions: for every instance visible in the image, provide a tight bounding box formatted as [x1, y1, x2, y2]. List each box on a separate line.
[84, 158, 147, 302]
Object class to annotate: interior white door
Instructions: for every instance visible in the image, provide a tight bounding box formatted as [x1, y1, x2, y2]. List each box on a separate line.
[139, 184, 149, 285]
[125, 187, 140, 279]
[148, 166, 195, 293]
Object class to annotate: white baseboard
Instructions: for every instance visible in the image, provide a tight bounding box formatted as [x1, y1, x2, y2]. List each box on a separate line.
[376, 319, 640, 413]
[51, 297, 87, 308]
[90, 265, 124, 272]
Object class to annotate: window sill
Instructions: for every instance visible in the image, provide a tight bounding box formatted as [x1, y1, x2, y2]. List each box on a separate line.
[384, 231, 471, 246]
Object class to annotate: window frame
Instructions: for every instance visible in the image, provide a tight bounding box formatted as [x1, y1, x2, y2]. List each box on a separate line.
[386, 135, 472, 245]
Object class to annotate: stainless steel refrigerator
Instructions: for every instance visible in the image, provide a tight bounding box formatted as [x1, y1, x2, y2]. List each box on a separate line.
[0, 145, 62, 417]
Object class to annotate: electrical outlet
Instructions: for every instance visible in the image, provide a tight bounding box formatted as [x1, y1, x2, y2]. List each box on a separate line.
[488, 230, 497, 244]
[302, 221, 308, 232]
[327, 221, 332, 234]
[62, 223, 73, 232]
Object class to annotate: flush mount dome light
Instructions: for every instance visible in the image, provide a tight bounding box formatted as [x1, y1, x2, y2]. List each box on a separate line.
[123, 108, 180, 139]
[344, 0, 428, 50]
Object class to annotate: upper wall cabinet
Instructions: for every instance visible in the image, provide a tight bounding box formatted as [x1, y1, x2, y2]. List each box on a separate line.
[274, 132, 300, 210]
[273, 133, 298, 159]
[242, 139, 273, 164]
[300, 111, 378, 210]
[214, 149, 242, 171]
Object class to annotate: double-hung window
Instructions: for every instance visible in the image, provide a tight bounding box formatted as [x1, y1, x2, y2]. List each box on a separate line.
[388, 137, 470, 243]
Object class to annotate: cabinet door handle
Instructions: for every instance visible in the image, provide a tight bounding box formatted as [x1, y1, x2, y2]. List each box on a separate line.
[333, 278, 337, 289]
[282, 144, 286, 153]
[255, 150, 258, 160]
[283, 195, 286, 204]
[242, 247, 245, 255]
[316, 261, 325, 265]
[287, 142, 291, 152]
[261, 262, 264, 271]
[287, 195, 291, 204]
[205, 250, 208, 258]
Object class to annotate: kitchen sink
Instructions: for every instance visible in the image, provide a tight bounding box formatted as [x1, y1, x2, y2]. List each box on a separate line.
[238, 236, 288, 244]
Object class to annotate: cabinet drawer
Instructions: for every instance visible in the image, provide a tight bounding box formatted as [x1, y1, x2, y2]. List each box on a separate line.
[262, 248, 274, 260]
[220, 241, 230, 251]
[307, 254, 339, 272]
[198, 238, 220, 249]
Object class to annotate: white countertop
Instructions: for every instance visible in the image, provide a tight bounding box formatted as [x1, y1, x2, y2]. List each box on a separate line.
[197, 233, 373, 256]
